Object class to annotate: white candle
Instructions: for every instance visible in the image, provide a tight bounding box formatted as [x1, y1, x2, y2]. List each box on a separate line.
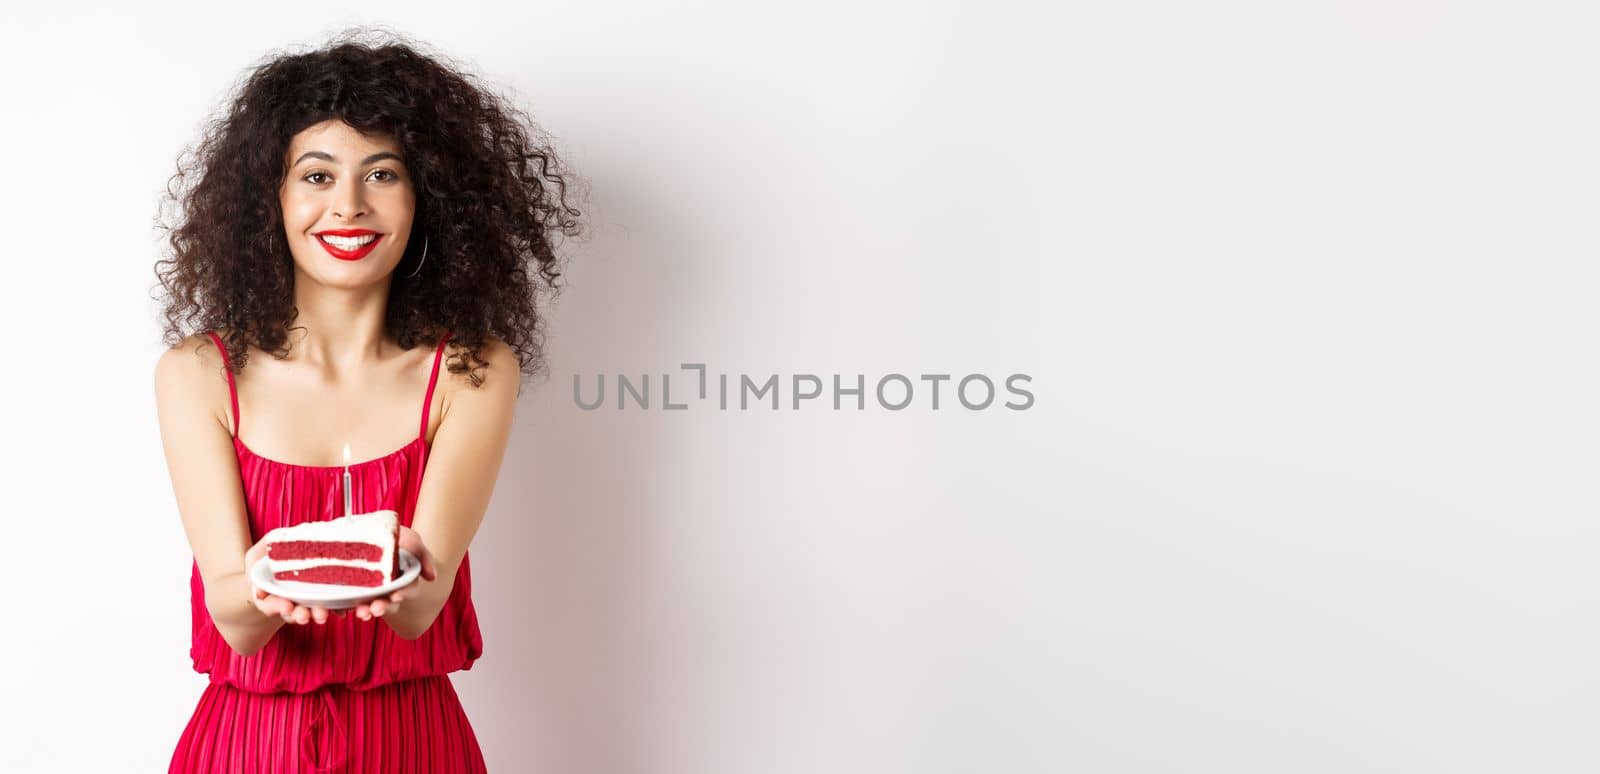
[342, 442, 353, 518]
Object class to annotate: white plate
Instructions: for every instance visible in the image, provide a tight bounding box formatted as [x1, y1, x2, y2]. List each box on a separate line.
[249, 549, 421, 610]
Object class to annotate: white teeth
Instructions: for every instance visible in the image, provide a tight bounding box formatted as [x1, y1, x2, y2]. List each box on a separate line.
[319, 234, 378, 249]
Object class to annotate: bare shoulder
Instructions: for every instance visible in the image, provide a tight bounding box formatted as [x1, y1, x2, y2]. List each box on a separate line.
[437, 334, 521, 431]
[441, 334, 520, 393]
[154, 332, 230, 430]
[155, 333, 223, 390]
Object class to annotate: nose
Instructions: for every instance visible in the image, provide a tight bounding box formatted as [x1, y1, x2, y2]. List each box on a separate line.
[330, 177, 368, 220]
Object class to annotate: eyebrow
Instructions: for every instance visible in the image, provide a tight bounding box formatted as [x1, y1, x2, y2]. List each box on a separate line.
[291, 150, 405, 167]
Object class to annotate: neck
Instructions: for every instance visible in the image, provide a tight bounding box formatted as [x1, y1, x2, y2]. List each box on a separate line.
[288, 269, 394, 371]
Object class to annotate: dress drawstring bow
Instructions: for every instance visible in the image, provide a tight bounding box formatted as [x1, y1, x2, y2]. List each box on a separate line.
[299, 688, 348, 772]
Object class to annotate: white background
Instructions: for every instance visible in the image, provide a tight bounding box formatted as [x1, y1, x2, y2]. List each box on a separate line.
[2, 1, 1597, 771]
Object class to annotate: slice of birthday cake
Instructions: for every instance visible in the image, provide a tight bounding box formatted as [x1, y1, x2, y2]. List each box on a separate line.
[262, 510, 400, 587]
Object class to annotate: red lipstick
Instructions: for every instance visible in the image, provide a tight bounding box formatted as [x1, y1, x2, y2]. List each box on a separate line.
[313, 229, 384, 261]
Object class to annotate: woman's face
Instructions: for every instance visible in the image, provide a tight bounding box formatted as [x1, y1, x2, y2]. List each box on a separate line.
[278, 119, 417, 289]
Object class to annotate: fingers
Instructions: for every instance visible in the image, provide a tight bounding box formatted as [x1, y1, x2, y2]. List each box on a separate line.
[251, 593, 283, 616]
[355, 596, 401, 622]
[283, 605, 311, 625]
[269, 602, 311, 625]
[252, 596, 351, 625]
[260, 598, 400, 624]
[354, 600, 386, 622]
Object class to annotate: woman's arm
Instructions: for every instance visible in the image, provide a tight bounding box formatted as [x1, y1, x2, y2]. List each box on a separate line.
[374, 337, 520, 640]
[154, 337, 286, 656]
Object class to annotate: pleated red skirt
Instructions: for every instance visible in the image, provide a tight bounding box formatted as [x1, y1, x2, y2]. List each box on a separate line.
[169, 676, 486, 773]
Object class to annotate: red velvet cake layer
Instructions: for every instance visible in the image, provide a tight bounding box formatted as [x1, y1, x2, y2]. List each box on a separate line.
[274, 566, 385, 587]
[267, 541, 384, 562]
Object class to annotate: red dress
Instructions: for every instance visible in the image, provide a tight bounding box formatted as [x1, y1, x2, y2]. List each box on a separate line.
[171, 331, 486, 773]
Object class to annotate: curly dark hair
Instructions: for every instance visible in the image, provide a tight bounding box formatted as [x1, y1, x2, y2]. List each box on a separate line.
[154, 28, 585, 387]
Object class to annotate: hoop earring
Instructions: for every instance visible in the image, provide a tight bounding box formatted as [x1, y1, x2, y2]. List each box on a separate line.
[404, 236, 429, 279]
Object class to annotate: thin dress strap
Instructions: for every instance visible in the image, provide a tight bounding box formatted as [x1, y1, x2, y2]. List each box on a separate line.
[419, 332, 453, 441]
[204, 331, 240, 438]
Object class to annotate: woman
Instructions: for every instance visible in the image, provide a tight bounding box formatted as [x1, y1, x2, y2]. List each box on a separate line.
[153, 31, 582, 772]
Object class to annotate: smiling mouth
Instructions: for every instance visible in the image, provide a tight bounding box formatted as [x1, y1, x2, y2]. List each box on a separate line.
[315, 233, 383, 260]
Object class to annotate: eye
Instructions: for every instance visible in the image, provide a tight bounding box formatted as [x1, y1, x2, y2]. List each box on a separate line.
[303, 171, 331, 185]
[368, 169, 400, 182]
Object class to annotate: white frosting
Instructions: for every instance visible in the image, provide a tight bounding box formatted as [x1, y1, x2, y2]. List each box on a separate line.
[270, 557, 386, 572]
[262, 510, 397, 582]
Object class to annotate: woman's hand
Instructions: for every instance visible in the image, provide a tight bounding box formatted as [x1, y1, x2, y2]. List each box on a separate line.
[353, 525, 438, 622]
[243, 536, 341, 625]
